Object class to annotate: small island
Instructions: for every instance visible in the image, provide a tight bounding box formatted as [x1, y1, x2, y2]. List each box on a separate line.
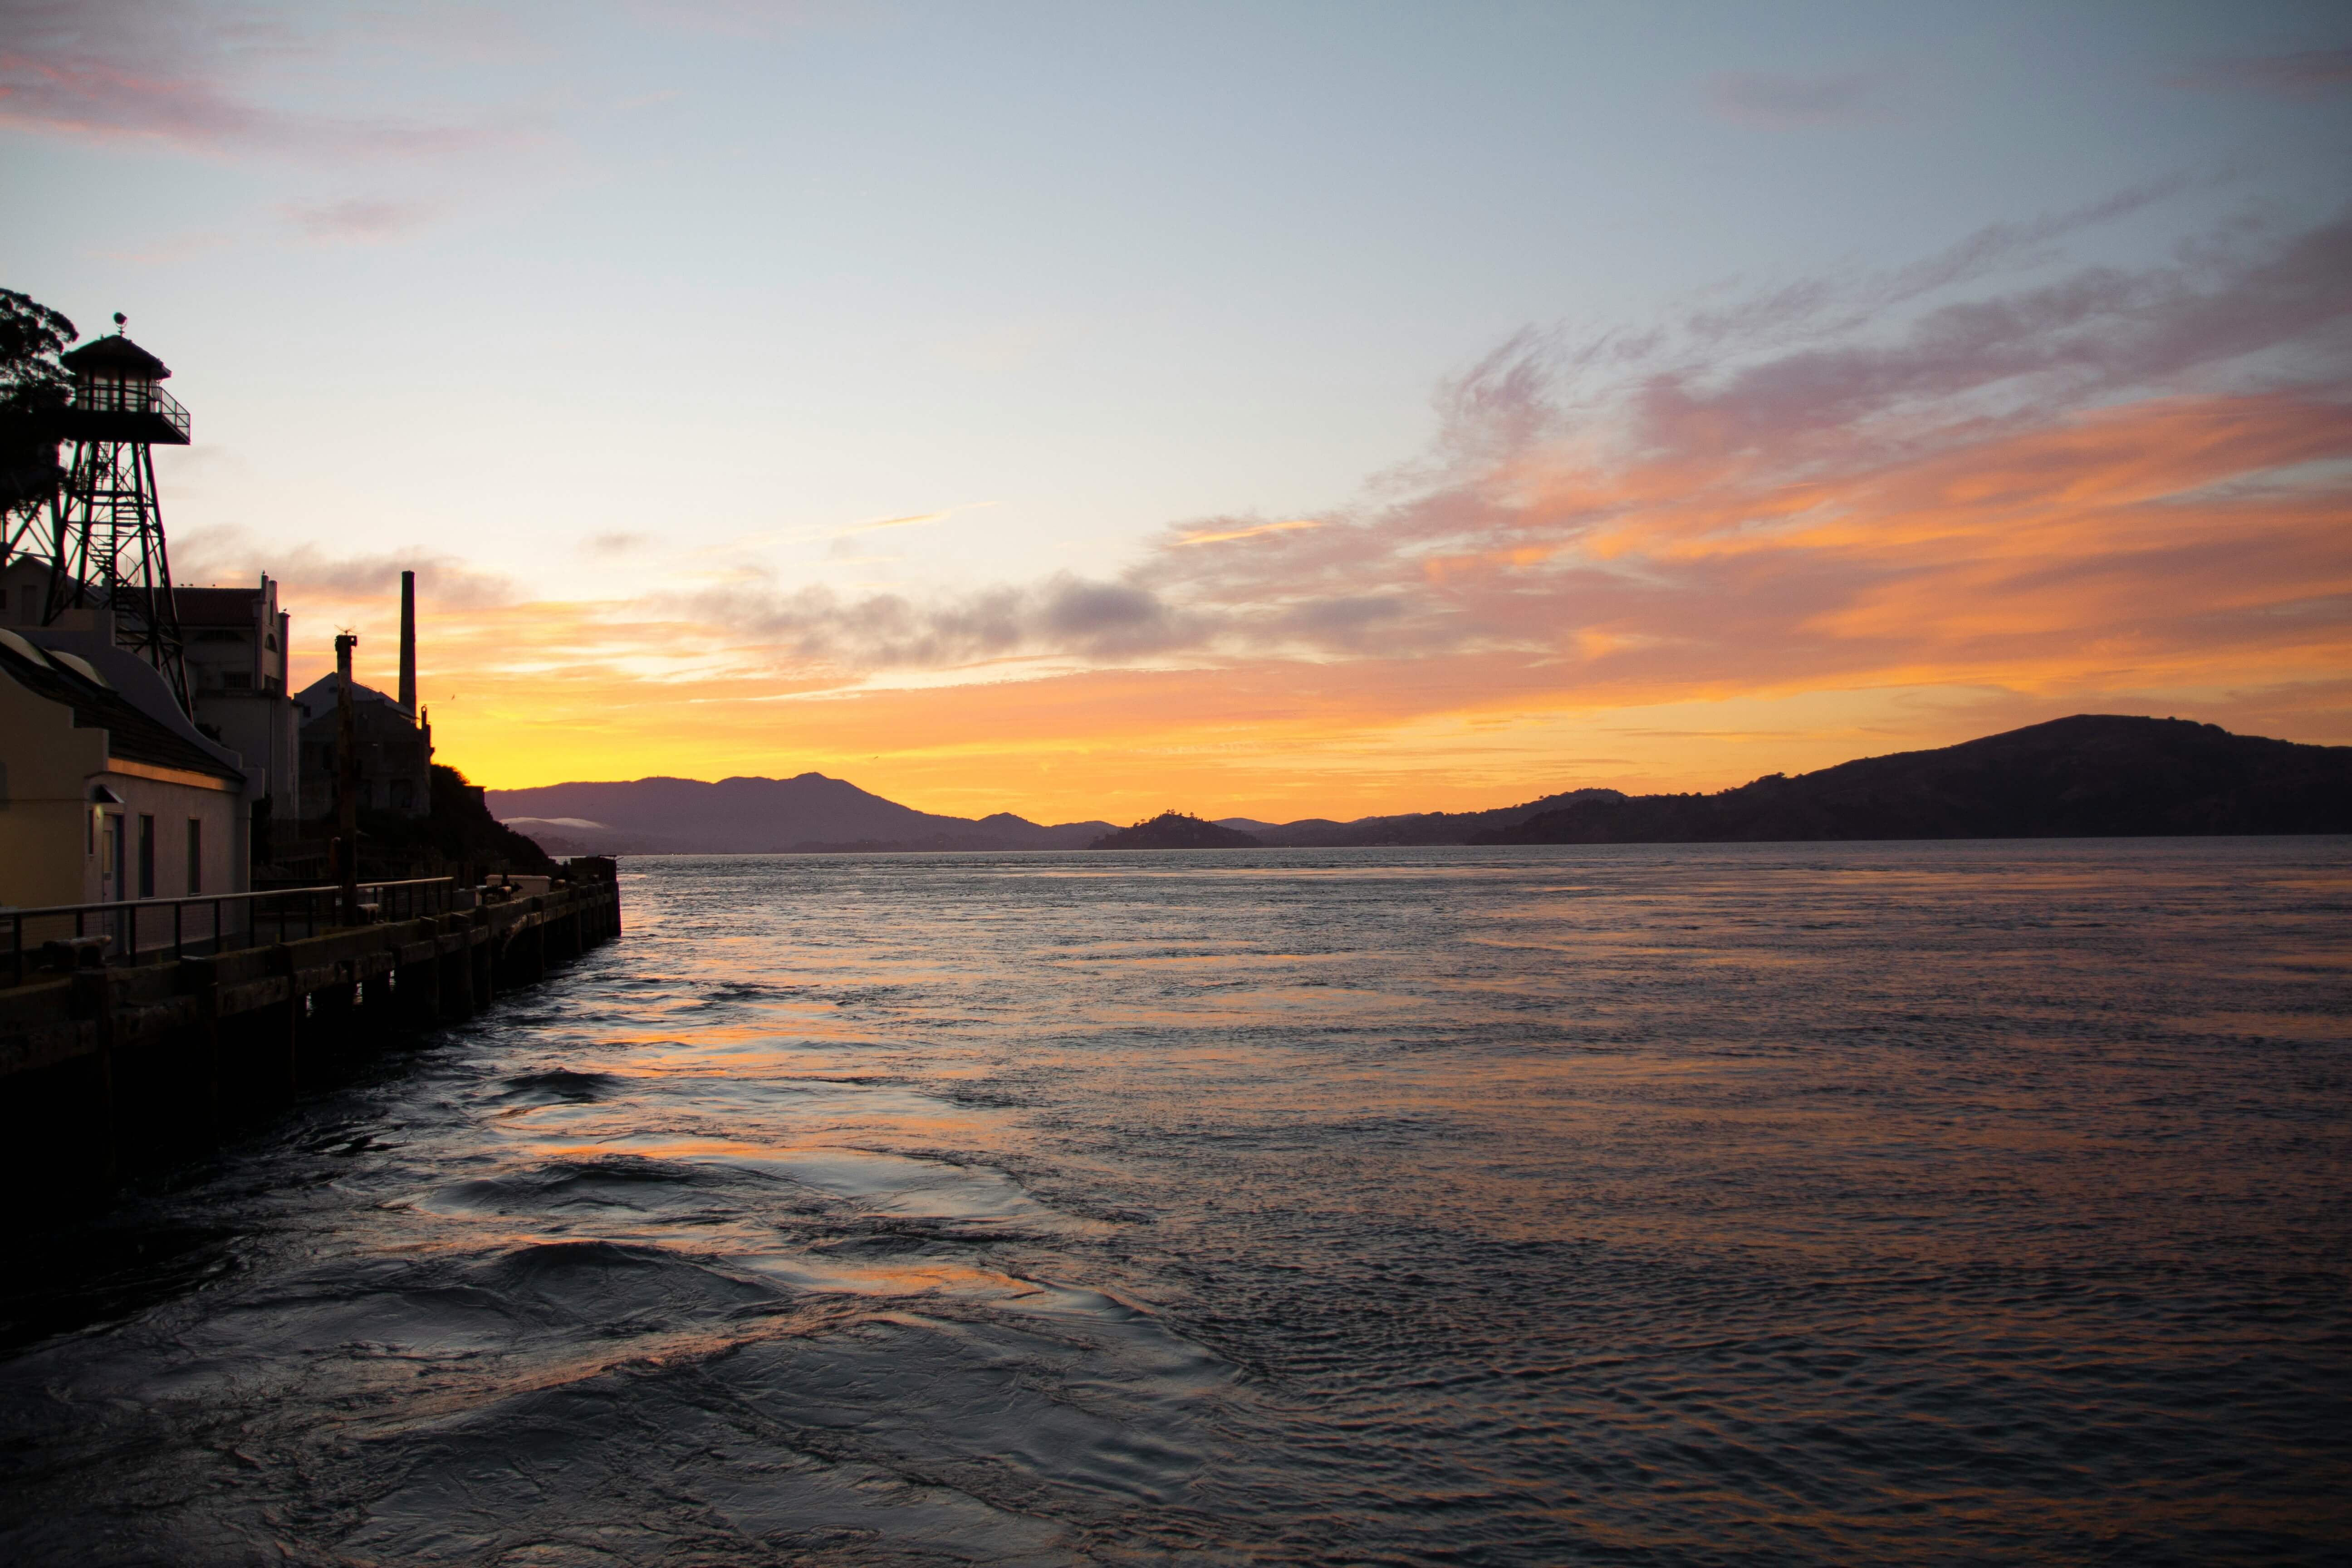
[1088, 811, 1264, 850]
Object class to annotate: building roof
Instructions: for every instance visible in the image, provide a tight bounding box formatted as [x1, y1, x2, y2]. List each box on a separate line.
[294, 671, 425, 733]
[176, 585, 265, 628]
[60, 333, 171, 380]
[0, 630, 242, 782]
[295, 670, 405, 711]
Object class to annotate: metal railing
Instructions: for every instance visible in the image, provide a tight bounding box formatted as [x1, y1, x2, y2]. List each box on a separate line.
[69, 377, 191, 440]
[2, 877, 459, 987]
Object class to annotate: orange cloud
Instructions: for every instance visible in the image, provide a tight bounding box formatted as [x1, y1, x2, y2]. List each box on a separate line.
[217, 213, 2352, 820]
[1173, 519, 1324, 547]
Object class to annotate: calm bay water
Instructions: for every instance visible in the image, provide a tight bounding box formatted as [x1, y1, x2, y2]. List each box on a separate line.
[2, 841, 2348, 1565]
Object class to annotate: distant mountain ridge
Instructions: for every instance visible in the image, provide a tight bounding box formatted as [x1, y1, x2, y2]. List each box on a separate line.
[1217, 788, 1627, 847]
[1473, 716, 2352, 844]
[487, 774, 1619, 855]
[490, 716, 2350, 857]
[488, 773, 1115, 855]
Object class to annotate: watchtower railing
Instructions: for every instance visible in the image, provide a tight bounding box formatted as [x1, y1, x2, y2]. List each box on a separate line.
[69, 377, 191, 440]
[1, 877, 460, 987]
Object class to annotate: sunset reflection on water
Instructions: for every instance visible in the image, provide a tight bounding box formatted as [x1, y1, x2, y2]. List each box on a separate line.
[1, 840, 2346, 1564]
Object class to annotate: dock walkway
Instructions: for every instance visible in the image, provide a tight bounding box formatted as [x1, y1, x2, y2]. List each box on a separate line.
[0, 871, 621, 1180]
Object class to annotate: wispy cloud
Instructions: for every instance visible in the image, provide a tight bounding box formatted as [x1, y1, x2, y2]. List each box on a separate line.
[681, 573, 1218, 670]
[176, 525, 516, 611]
[0, 0, 539, 159]
[652, 206, 2352, 712]
[280, 197, 434, 242]
[209, 201, 2352, 804]
[824, 501, 1000, 540]
[617, 0, 858, 41]
[2173, 48, 2352, 99]
[831, 510, 955, 538]
[1682, 178, 2193, 347]
[1707, 68, 1894, 127]
[1174, 519, 1323, 548]
[90, 227, 235, 266]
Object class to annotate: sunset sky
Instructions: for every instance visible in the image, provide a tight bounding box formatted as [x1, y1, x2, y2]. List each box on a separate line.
[5, 0, 2350, 823]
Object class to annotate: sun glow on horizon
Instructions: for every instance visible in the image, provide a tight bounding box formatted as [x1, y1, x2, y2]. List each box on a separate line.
[20, 3, 2342, 822]
[255, 368, 2352, 821]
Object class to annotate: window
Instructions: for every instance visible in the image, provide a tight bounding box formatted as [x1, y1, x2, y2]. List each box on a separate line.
[137, 814, 156, 898]
[187, 818, 202, 894]
[224, 670, 251, 690]
[391, 777, 415, 809]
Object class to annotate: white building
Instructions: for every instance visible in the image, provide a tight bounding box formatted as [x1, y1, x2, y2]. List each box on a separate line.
[0, 623, 251, 911]
[179, 575, 299, 832]
[3, 556, 302, 877]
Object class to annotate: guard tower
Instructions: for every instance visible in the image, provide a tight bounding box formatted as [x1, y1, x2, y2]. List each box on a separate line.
[40, 316, 195, 712]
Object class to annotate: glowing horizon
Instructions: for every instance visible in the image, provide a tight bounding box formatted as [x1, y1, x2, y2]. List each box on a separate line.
[228, 358, 2352, 823]
[8, 3, 2348, 822]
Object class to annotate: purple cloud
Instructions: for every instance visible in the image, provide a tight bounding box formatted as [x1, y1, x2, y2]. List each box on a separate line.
[0, 0, 534, 158]
[679, 572, 1223, 671]
[174, 526, 514, 610]
[1686, 178, 2193, 347]
[1708, 69, 1890, 128]
[1634, 213, 2352, 458]
[2173, 48, 2352, 98]
[279, 198, 434, 243]
[665, 208, 2352, 687]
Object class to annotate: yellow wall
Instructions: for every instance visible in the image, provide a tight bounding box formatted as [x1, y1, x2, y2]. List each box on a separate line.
[0, 670, 108, 907]
[103, 766, 247, 903]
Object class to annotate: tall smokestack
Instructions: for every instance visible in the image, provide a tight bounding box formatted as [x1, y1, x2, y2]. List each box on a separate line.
[336, 632, 359, 921]
[398, 569, 417, 715]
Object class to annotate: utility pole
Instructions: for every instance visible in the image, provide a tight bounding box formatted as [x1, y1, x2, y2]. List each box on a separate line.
[336, 632, 360, 924]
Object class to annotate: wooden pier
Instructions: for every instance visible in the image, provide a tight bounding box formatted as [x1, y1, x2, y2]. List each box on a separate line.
[0, 867, 621, 1182]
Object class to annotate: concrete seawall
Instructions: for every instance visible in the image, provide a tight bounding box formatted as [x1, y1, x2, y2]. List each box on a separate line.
[0, 877, 621, 1184]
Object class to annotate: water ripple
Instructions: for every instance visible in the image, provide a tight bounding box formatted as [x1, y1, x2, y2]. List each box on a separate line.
[2, 840, 2347, 1564]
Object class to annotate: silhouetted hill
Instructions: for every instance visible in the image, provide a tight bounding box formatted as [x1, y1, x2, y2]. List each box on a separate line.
[491, 776, 1635, 856]
[489, 772, 1618, 856]
[1089, 812, 1263, 849]
[1473, 716, 2352, 845]
[1218, 788, 1626, 846]
[488, 717, 2342, 857]
[487, 773, 1112, 855]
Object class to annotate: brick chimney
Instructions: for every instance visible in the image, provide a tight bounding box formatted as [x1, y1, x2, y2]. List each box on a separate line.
[398, 569, 417, 715]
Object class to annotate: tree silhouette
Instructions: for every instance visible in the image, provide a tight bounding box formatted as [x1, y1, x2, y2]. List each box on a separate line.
[0, 288, 77, 544]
